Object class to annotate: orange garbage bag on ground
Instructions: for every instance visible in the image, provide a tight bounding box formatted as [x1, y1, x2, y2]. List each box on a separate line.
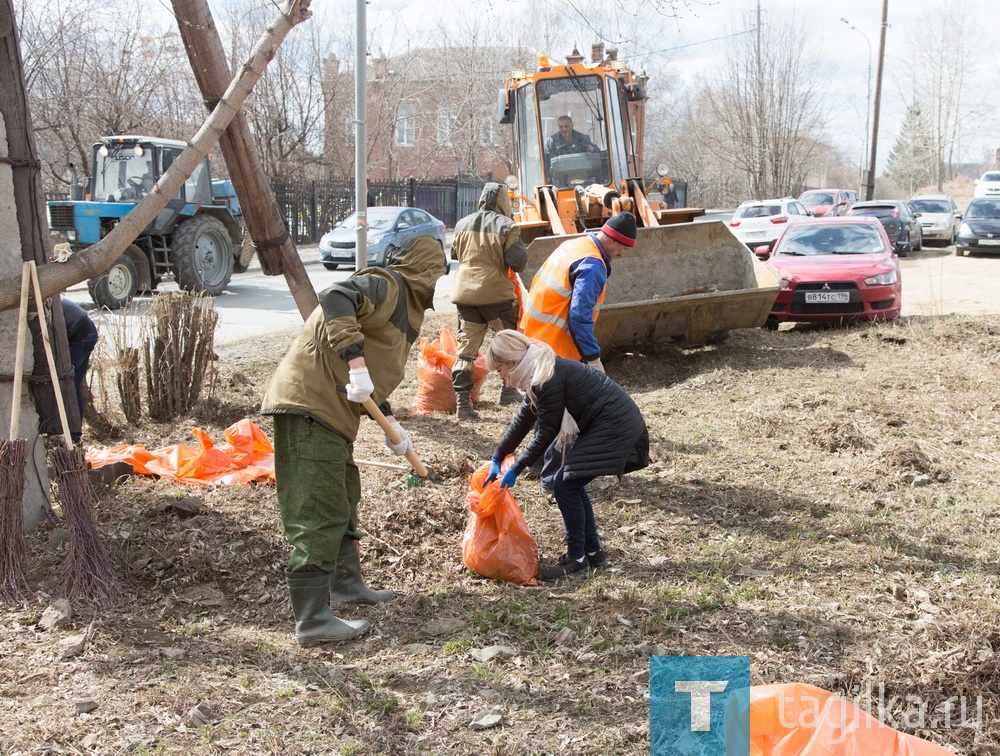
[85, 419, 276, 487]
[462, 458, 538, 586]
[413, 327, 489, 414]
[730, 683, 956, 755]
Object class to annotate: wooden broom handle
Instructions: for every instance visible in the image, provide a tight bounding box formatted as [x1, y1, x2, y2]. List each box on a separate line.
[361, 397, 429, 478]
[28, 261, 74, 451]
[9, 262, 31, 440]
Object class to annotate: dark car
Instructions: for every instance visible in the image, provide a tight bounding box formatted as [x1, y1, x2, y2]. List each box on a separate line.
[318, 206, 447, 270]
[762, 217, 902, 327]
[846, 200, 922, 254]
[955, 198, 1000, 257]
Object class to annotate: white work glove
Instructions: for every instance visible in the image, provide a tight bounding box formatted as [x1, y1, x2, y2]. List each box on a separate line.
[385, 422, 414, 456]
[586, 358, 605, 374]
[346, 367, 374, 403]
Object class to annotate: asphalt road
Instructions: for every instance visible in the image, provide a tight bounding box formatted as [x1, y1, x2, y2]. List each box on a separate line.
[63, 230, 996, 349]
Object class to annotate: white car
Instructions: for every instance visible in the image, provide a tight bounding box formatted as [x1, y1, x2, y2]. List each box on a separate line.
[728, 198, 811, 253]
[974, 171, 1000, 198]
[908, 194, 961, 246]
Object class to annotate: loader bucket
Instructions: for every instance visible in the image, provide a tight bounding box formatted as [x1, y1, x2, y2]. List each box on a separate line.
[519, 220, 780, 349]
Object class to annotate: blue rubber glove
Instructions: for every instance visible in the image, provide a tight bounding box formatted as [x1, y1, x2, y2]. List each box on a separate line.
[499, 466, 520, 490]
[484, 459, 502, 485]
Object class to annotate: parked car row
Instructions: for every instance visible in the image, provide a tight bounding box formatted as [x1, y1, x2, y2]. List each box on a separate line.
[738, 184, 1000, 330]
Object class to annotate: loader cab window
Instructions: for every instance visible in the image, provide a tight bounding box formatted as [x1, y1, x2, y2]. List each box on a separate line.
[605, 78, 632, 181]
[536, 75, 609, 189]
[514, 85, 544, 198]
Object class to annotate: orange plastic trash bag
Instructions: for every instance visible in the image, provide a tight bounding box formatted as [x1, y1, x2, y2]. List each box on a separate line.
[413, 327, 488, 414]
[462, 459, 538, 586]
[85, 419, 276, 487]
[725, 683, 955, 755]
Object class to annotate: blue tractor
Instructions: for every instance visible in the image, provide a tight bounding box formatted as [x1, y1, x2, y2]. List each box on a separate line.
[47, 136, 251, 309]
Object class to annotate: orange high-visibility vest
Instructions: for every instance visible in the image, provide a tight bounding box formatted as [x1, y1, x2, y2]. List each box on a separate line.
[520, 235, 606, 360]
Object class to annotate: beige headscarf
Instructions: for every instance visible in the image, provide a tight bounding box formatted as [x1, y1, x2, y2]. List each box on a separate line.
[506, 342, 580, 453]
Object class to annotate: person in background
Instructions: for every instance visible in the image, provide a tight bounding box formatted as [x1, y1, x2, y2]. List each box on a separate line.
[261, 236, 447, 647]
[483, 330, 649, 581]
[450, 181, 528, 419]
[61, 298, 98, 445]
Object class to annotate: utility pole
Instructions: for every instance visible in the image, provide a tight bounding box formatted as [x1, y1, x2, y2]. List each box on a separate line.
[354, 0, 367, 271]
[866, 0, 889, 201]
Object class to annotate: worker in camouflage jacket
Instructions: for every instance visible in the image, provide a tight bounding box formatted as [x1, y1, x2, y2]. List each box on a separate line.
[450, 181, 528, 419]
[261, 236, 447, 647]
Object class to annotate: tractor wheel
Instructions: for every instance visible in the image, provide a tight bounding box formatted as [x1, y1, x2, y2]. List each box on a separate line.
[172, 215, 234, 295]
[88, 253, 138, 310]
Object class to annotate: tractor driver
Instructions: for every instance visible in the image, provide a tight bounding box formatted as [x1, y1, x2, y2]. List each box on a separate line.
[137, 174, 155, 198]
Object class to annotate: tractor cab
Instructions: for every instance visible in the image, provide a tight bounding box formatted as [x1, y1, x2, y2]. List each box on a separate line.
[90, 136, 211, 207]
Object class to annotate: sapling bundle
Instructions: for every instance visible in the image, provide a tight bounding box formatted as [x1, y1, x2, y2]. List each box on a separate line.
[143, 292, 218, 421]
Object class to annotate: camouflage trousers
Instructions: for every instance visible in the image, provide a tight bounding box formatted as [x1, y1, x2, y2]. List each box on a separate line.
[273, 414, 362, 573]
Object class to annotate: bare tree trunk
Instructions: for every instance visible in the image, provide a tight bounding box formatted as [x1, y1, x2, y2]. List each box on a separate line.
[0, 0, 313, 313]
[172, 0, 318, 320]
[0, 0, 76, 435]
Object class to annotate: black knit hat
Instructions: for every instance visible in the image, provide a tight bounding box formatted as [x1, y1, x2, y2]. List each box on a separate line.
[601, 212, 637, 247]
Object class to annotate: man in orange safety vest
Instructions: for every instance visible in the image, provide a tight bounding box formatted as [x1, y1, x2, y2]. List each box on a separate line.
[520, 211, 637, 373]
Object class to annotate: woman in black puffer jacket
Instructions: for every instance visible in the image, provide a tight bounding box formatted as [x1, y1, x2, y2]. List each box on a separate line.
[484, 330, 649, 582]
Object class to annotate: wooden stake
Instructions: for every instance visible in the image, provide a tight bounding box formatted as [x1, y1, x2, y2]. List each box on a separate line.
[9, 262, 30, 440]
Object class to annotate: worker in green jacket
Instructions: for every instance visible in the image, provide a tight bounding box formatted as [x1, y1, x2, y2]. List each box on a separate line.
[450, 182, 528, 418]
[261, 236, 447, 646]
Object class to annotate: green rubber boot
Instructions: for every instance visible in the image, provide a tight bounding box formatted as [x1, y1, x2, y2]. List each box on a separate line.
[286, 571, 370, 646]
[330, 539, 395, 607]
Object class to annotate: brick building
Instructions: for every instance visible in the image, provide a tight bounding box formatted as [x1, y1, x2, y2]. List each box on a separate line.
[323, 46, 534, 181]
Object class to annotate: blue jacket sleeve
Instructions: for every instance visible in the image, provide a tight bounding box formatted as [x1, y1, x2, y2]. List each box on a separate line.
[567, 257, 607, 361]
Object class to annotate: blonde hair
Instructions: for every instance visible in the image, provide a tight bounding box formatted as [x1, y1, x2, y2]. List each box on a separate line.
[486, 330, 555, 386]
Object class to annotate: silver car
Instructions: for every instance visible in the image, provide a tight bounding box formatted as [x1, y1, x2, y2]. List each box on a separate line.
[908, 194, 960, 247]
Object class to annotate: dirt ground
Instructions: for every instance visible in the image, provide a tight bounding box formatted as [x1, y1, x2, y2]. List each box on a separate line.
[3, 301, 1000, 753]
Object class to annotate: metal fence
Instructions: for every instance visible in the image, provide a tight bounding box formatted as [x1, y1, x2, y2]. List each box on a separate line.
[272, 175, 491, 245]
[45, 174, 693, 245]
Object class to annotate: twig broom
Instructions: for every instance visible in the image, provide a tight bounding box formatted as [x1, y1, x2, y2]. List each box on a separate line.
[26, 262, 122, 606]
[0, 263, 34, 603]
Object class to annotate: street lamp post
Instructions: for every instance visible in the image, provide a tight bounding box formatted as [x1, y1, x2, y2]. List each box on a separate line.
[841, 17, 872, 193]
[866, 0, 890, 201]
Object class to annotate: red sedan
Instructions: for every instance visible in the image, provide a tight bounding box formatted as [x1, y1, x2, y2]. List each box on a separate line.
[760, 217, 902, 326]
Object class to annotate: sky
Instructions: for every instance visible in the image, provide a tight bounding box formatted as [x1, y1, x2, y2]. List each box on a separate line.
[166, 0, 1000, 175]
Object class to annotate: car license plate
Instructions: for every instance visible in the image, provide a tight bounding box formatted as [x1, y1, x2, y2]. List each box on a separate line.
[805, 291, 850, 304]
[745, 231, 766, 238]
[980, 239, 1000, 246]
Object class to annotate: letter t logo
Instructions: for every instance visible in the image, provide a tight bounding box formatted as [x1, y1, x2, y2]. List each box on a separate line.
[674, 680, 729, 731]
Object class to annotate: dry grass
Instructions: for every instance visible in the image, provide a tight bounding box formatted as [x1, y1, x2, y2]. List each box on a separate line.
[1, 312, 998, 754]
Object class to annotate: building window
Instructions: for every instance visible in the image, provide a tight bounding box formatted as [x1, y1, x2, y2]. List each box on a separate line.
[478, 115, 499, 147]
[395, 104, 415, 146]
[437, 107, 458, 146]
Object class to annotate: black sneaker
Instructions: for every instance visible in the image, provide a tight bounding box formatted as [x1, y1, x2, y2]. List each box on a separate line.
[587, 549, 611, 571]
[538, 554, 588, 582]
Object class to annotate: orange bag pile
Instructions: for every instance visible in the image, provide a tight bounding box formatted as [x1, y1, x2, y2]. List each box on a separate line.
[462, 458, 538, 586]
[731, 683, 956, 755]
[413, 327, 488, 415]
[85, 418, 275, 487]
